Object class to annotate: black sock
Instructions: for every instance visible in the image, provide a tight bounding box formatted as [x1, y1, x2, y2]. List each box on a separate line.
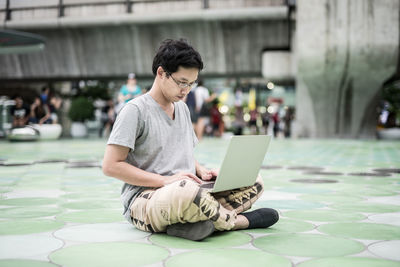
[241, 208, 279, 229]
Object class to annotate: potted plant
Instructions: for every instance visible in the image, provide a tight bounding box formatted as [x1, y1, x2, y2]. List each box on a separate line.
[68, 96, 95, 138]
[377, 80, 400, 140]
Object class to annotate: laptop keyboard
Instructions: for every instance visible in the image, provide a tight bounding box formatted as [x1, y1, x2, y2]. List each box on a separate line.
[200, 182, 215, 189]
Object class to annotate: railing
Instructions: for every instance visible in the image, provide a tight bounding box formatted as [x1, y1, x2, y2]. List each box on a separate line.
[1, 0, 287, 22]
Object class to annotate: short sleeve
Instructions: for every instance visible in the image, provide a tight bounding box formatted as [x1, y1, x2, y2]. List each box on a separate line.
[107, 103, 142, 151]
[119, 85, 126, 95]
[180, 101, 198, 148]
[192, 127, 199, 147]
[204, 88, 210, 99]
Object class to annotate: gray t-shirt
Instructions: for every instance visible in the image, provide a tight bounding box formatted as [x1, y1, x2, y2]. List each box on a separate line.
[107, 93, 198, 223]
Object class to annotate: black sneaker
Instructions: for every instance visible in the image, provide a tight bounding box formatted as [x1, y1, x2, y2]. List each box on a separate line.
[166, 220, 215, 241]
[241, 208, 279, 229]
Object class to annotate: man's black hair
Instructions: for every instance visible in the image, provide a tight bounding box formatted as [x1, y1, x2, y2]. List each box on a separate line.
[12, 94, 22, 100]
[152, 39, 203, 76]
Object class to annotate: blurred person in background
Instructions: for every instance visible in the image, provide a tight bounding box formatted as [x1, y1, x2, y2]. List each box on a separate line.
[195, 80, 216, 140]
[99, 99, 116, 138]
[232, 89, 245, 135]
[10, 95, 30, 127]
[232, 106, 245, 135]
[210, 99, 224, 137]
[116, 73, 142, 113]
[40, 86, 51, 104]
[272, 111, 280, 137]
[249, 108, 259, 134]
[184, 89, 198, 127]
[261, 111, 270, 135]
[48, 95, 62, 124]
[29, 96, 51, 125]
[283, 107, 294, 138]
[102, 39, 278, 242]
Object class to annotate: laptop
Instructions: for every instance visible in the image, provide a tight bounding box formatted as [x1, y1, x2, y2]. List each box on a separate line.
[201, 135, 271, 193]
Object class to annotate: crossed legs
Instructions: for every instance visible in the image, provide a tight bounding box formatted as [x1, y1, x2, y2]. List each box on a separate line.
[130, 175, 272, 234]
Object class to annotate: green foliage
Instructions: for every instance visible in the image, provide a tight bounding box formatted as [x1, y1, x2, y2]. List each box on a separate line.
[67, 80, 111, 122]
[68, 96, 95, 122]
[82, 81, 111, 100]
[383, 81, 400, 124]
[383, 81, 400, 112]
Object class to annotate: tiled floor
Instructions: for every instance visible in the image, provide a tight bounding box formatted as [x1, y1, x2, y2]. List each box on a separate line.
[0, 137, 399, 267]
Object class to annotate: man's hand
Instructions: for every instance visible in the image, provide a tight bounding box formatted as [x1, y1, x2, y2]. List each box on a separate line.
[197, 167, 219, 181]
[164, 172, 202, 186]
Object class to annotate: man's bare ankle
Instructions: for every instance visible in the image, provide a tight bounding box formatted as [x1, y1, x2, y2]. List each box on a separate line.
[233, 214, 249, 230]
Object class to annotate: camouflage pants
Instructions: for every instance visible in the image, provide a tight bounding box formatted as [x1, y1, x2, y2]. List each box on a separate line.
[130, 176, 264, 232]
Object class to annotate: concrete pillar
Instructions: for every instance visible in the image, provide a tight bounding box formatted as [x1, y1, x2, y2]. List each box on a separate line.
[57, 81, 73, 138]
[262, 51, 294, 82]
[295, 0, 399, 138]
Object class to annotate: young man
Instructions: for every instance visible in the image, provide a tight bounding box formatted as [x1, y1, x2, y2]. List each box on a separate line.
[10, 95, 30, 127]
[102, 39, 278, 241]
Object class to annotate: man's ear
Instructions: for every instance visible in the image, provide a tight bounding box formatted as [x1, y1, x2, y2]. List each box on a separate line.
[157, 66, 164, 78]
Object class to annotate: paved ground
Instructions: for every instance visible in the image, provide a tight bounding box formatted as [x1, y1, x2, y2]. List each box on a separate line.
[0, 137, 399, 267]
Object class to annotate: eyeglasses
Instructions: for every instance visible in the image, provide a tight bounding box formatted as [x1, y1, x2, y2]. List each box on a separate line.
[167, 72, 198, 90]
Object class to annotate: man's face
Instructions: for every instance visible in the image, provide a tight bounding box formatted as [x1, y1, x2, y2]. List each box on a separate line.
[15, 97, 23, 107]
[162, 66, 198, 102]
[127, 78, 136, 86]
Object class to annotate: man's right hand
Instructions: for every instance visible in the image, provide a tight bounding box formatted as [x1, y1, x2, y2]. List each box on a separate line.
[164, 172, 202, 186]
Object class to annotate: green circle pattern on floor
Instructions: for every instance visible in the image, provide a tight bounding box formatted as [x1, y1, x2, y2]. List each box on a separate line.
[150, 231, 251, 249]
[0, 177, 19, 185]
[54, 223, 150, 242]
[339, 187, 397, 197]
[0, 207, 62, 219]
[256, 200, 325, 210]
[62, 192, 118, 200]
[278, 186, 333, 194]
[368, 240, 400, 261]
[330, 203, 400, 213]
[244, 218, 315, 234]
[0, 197, 59, 206]
[56, 209, 124, 223]
[318, 223, 400, 240]
[49, 242, 169, 267]
[0, 259, 57, 267]
[297, 257, 400, 267]
[299, 194, 364, 204]
[166, 249, 292, 267]
[1, 138, 400, 265]
[253, 233, 364, 257]
[0, 235, 63, 259]
[0, 219, 64, 235]
[0, 186, 11, 192]
[368, 213, 400, 226]
[61, 200, 121, 210]
[284, 210, 366, 222]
